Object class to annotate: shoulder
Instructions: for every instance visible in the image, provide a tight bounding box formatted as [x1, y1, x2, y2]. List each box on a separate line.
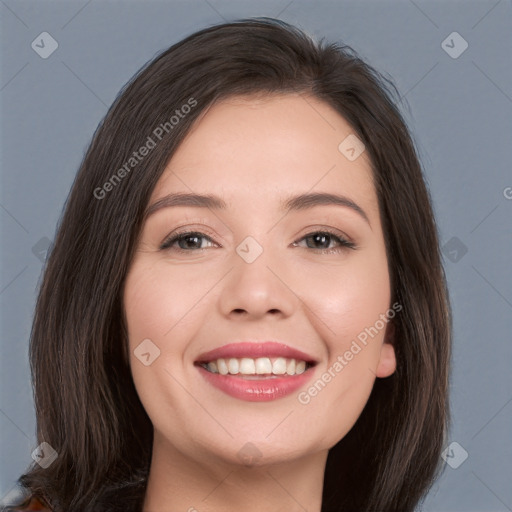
[5, 496, 51, 511]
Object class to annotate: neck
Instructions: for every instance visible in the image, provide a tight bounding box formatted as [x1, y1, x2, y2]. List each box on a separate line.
[142, 432, 327, 512]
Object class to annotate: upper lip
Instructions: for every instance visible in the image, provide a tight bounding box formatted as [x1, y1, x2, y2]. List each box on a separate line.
[195, 342, 318, 363]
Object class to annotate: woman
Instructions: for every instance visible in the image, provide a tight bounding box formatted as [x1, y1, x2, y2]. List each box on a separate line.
[5, 17, 451, 512]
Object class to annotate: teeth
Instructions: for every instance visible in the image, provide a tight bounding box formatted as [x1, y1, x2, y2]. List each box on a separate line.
[272, 357, 287, 375]
[255, 357, 272, 374]
[239, 358, 256, 374]
[228, 358, 239, 374]
[202, 357, 310, 376]
[217, 358, 229, 375]
[295, 361, 306, 374]
[207, 361, 218, 373]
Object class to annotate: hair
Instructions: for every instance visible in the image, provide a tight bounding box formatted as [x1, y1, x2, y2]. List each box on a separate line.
[5, 17, 451, 512]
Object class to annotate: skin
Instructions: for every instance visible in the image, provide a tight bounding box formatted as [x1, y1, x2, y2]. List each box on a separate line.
[123, 93, 396, 512]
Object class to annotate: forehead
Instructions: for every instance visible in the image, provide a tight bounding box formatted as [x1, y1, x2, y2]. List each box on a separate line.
[150, 93, 379, 220]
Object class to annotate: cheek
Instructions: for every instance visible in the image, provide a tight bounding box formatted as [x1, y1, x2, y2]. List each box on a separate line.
[124, 259, 211, 346]
[123, 257, 224, 382]
[290, 247, 391, 355]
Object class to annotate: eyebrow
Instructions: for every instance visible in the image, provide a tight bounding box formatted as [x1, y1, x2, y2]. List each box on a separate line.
[144, 191, 371, 226]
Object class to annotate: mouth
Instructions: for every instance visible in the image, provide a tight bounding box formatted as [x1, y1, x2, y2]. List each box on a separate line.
[194, 342, 318, 401]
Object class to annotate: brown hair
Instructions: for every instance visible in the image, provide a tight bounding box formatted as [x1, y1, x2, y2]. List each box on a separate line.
[6, 17, 451, 512]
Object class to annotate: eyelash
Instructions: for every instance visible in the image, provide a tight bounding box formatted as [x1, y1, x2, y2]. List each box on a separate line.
[159, 228, 356, 254]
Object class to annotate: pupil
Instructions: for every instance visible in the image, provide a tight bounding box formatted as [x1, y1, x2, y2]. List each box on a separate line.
[183, 235, 200, 248]
[313, 234, 329, 248]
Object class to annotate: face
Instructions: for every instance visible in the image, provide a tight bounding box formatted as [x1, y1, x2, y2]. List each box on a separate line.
[123, 93, 396, 468]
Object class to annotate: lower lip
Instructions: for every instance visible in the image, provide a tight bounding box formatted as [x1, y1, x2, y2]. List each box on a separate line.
[196, 365, 315, 402]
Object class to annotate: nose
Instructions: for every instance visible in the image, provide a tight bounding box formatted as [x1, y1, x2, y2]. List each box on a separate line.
[217, 244, 297, 320]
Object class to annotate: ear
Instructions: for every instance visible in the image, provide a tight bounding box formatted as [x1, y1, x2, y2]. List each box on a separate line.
[376, 322, 396, 378]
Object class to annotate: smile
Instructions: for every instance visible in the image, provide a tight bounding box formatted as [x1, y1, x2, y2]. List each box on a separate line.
[194, 342, 318, 401]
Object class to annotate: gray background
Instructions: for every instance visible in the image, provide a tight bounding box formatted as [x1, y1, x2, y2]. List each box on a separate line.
[1, 0, 511, 510]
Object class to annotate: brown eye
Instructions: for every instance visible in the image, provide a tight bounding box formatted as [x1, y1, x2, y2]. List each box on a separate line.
[160, 231, 216, 252]
[293, 230, 356, 254]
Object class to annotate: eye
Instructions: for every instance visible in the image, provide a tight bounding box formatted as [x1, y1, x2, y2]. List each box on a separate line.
[160, 231, 218, 252]
[292, 229, 356, 254]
